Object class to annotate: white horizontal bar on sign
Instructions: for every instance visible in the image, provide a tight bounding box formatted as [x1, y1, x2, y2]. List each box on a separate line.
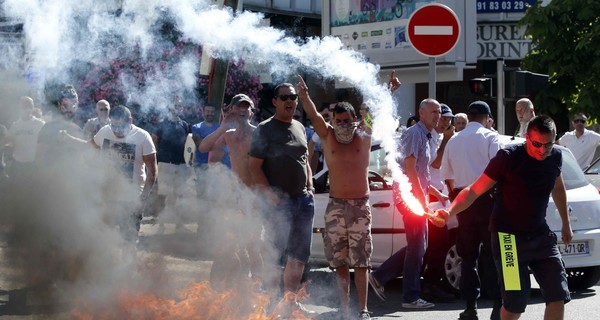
[414, 26, 453, 36]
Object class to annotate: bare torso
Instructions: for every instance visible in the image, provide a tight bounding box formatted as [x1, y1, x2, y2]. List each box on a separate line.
[224, 126, 255, 186]
[321, 127, 371, 199]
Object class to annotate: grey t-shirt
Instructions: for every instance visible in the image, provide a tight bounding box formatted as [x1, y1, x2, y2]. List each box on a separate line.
[250, 117, 308, 197]
[37, 117, 84, 164]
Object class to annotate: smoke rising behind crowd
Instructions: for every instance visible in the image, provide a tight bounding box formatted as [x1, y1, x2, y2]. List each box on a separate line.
[0, 0, 407, 314]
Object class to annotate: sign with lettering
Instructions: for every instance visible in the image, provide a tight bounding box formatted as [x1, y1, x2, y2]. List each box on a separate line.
[477, 23, 532, 60]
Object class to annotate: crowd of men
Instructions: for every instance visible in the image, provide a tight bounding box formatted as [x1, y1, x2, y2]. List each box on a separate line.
[1, 79, 597, 320]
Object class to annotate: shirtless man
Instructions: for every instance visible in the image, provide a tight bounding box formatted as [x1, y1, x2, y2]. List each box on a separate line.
[198, 93, 263, 290]
[298, 76, 373, 320]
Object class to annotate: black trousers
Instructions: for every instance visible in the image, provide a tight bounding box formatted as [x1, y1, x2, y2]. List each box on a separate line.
[456, 191, 500, 302]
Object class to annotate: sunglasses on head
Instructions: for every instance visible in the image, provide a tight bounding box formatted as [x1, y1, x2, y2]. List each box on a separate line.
[277, 94, 298, 101]
[530, 139, 554, 149]
[574, 119, 587, 124]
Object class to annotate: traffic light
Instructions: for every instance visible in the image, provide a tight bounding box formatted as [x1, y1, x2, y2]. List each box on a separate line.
[469, 77, 494, 96]
[506, 70, 549, 98]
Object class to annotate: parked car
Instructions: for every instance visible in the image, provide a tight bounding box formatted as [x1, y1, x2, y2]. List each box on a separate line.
[584, 156, 600, 193]
[310, 139, 600, 291]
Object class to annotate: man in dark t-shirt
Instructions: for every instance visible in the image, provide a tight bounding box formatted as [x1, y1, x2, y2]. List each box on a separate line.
[152, 97, 191, 230]
[440, 115, 573, 320]
[37, 84, 84, 167]
[249, 82, 315, 317]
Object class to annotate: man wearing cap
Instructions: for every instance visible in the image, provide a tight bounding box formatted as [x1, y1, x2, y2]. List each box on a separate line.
[199, 93, 264, 290]
[441, 101, 502, 320]
[422, 103, 455, 302]
[199, 93, 256, 187]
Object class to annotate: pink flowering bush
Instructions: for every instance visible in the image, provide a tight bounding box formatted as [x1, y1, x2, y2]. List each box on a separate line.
[198, 59, 263, 110]
[75, 43, 262, 111]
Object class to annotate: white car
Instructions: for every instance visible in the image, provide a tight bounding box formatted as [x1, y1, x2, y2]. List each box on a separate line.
[310, 139, 600, 291]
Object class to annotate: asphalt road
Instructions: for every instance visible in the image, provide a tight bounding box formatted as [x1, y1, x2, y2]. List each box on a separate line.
[1, 222, 598, 319]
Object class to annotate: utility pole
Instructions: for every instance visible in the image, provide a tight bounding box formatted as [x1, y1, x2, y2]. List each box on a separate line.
[207, 0, 239, 117]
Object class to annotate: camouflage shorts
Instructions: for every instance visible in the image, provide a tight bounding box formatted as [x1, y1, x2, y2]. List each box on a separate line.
[323, 197, 373, 269]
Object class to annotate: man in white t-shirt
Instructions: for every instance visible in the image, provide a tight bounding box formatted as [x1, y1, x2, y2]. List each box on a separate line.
[92, 105, 157, 240]
[6, 96, 45, 178]
[558, 113, 600, 170]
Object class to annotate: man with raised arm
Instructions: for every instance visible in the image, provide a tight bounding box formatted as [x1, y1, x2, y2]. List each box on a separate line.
[298, 75, 372, 320]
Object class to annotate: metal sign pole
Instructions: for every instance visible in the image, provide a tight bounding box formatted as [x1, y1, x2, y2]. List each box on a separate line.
[429, 57, 436, 99]
[496, 58, 505, 134]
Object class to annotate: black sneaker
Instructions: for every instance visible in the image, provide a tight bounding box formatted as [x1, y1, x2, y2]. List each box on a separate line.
[459, 308, 479, 320]
[368, 273, 386, 301]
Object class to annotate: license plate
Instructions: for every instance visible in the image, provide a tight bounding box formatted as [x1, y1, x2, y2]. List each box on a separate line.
[558, 241, 589, 256]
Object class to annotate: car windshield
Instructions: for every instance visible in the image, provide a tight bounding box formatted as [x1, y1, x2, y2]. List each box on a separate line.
[560, 147, 589, 190]
[369, 145, 390, 177]
[585, 157, 600, 174]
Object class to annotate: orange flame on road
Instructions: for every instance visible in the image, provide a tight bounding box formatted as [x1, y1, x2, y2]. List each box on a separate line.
[71, 281, 314, 320]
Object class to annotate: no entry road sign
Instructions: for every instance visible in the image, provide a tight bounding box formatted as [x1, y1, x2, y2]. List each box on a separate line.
[407, 4, 461, 57]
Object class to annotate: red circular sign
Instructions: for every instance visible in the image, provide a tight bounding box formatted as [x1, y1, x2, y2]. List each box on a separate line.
[407, 4, 461, 57]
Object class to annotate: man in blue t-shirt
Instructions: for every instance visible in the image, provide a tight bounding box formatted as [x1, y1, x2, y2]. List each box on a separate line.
[440, 115, 573, 320]
[192, 104, 218, 166]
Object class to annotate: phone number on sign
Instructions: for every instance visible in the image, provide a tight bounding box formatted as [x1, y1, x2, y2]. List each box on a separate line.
[476, 0, 535, 13]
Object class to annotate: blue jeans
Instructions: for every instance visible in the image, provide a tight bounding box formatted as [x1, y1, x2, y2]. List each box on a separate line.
[401, 212, 428, 303]
[264, 193, 315, 265]
[371, 246, 406, 285]
[371, 212, 427, 303]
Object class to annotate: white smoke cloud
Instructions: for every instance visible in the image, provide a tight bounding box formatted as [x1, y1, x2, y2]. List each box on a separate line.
[0, 0, 412, 315]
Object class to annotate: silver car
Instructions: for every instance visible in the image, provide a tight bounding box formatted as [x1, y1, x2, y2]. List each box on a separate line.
[310, 140, 600, 291]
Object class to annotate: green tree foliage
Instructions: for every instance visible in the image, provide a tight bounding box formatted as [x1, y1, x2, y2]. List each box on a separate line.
[521, 0, 600, 127]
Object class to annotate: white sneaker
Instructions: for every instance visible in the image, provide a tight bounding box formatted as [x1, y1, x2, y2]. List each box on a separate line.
[402, 298, 435, 309]
[368, 273, 386, 301]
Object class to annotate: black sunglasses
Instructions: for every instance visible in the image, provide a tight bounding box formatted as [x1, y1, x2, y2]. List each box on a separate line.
[574, 119, 587, 124]
[530, 139, 554, 149]
[277, 94, 298, 101]
[99, 108, 109, 112]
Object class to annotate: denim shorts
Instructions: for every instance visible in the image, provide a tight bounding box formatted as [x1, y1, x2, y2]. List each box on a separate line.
[491, 230, 570, 313]
[264, 193, 315, 265]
